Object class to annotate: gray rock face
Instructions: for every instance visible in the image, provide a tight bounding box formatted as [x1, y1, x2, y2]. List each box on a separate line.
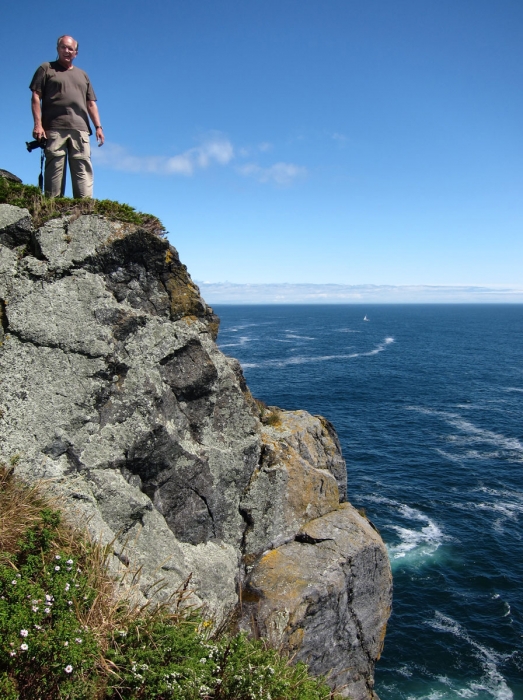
[0, 205, 392, 698]
[0, 170, 23, 184]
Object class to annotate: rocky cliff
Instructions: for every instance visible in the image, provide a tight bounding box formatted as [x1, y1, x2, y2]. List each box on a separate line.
[0, 202, 392, 700]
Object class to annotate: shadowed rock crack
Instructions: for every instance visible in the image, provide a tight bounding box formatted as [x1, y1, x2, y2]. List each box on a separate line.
[344, 556, 376, 697]
[294, 532, 334, 545]
[189, 485, 217, 538]
[0, 299, 8, 333]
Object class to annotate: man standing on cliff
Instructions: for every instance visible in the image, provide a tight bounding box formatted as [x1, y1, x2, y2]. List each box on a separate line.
[30, 35, 104, 198]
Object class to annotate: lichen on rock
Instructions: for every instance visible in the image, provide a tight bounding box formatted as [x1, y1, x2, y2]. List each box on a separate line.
[0, 203, 391, 699]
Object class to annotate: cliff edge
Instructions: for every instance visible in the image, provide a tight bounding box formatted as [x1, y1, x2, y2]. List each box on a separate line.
[0, 202, 392, 699]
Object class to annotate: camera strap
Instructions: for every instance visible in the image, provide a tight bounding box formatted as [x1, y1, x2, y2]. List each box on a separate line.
[39, 149, 44, 193]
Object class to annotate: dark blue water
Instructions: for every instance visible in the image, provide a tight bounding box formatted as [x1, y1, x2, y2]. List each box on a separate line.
[214, 305, 523, 700]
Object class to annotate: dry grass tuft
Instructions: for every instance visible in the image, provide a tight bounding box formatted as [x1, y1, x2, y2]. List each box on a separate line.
[255, 399, 283, 428]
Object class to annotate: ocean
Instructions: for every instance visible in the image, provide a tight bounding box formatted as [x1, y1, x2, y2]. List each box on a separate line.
[214, 304, 523, 700]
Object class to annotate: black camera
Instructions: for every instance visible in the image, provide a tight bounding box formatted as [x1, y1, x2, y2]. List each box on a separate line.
[26, 138, 47, 152]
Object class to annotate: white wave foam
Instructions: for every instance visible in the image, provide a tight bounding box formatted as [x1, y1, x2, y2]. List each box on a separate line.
[476, 486, 523, 502]
[356, 494, 400, 507]
[388, 520, 444, 561]
[453, 501, 523, 520]
[227, 322, 266, 331]
[446, 416, 522, 453]
[406, 408, 523, 458]
[284, 333, 315, 340]
[362, 336, 394, 356]
[425, 612, 514, 700]
[504, 387, 523, 393]
[373, 501, 447, 563]
[239, 337, 394, 370]
[435, 448, 464, 463]
[219, 335, 252, 348]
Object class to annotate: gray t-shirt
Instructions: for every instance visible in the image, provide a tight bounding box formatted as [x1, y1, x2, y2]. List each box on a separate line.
[29, 61, 97, 134]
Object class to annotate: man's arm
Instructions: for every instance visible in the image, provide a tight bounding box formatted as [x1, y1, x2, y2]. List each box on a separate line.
[31, 91, 46, 140]
[87, 101, 104, 146]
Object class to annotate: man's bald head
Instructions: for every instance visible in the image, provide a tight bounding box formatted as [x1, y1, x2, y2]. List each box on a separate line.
[57, 35, 79, 52]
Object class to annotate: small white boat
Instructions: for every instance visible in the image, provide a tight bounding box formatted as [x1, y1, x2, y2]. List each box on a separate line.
[363, 315, 369, 321]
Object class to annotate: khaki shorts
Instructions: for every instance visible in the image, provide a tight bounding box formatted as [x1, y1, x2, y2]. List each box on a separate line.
[45, 129, 93, 198]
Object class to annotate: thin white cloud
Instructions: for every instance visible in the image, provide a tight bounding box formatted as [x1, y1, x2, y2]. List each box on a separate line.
[238, 162, 308, 186]
[194, 283, 523, 304]
[93, 134, 307, 185]
[92, 135, 234, 176]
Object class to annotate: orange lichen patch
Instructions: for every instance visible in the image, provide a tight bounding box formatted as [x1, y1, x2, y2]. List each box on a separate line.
[287, 627, 305, 649]
[207, 320, 220, 340]
[164, 271, 204, 320]
[259, 423, 340, 527]
[249, 548, 313, 607]
[376, 619, 389, 659]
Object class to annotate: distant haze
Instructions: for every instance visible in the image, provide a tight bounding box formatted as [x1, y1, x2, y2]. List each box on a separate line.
[196, 282, 523, 305]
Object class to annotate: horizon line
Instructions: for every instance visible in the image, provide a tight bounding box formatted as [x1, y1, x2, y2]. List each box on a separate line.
[195, 281, 523, 305]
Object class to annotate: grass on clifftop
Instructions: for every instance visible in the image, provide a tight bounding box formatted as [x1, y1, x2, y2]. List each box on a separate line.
[0, 178, 166, 237]
[0, 463, 340, 700]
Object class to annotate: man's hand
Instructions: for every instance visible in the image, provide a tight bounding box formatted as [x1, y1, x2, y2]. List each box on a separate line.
[33, 125, 46, 140]
[87, 101, 104, 147]
[95, 126, 105, 147]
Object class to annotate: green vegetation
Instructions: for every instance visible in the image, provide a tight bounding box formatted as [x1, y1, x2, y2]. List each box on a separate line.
[0, 178, 166, 237]
[0, 464, 339, 699]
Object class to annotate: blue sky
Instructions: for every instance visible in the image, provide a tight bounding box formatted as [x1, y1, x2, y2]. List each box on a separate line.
[2, 1, 522, 300]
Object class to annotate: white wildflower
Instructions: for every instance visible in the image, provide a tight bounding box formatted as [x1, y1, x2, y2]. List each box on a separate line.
[20, 630, 28, 637]
[65, 665, 73, 674]
[20, 643, 28, 651]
